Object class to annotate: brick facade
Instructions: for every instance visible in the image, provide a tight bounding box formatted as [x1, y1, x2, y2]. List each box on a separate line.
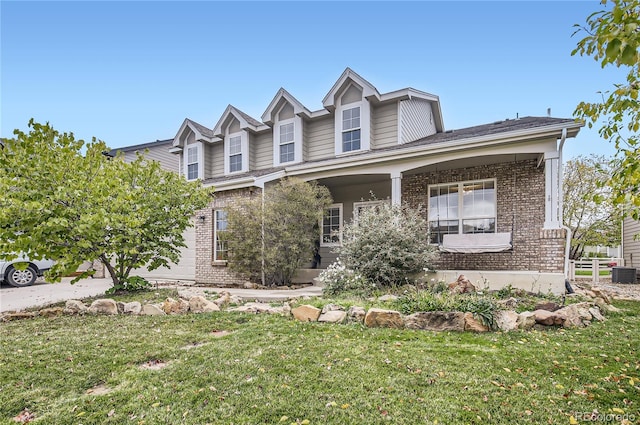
[194, 187, 259, 285]
[402, 159, 566, 274]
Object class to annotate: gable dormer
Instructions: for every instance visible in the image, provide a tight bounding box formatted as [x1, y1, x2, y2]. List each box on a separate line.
[262, 88, 308, 166]
[213, 105, 265, 175]
[172, 118, 215, 181]
[323, 68, 381, 156]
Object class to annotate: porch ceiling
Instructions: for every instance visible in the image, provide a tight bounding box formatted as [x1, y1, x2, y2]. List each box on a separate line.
[316, 174, 390, 188]
[402, 153, 540, 176]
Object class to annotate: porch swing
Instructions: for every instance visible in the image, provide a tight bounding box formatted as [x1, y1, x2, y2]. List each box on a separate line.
[438, 159, 516, 254]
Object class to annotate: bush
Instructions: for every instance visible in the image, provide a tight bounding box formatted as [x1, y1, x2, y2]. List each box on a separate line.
[105, 275, 152, 294]
[320, 260, 374, 297]
[338, 202, 438, 287]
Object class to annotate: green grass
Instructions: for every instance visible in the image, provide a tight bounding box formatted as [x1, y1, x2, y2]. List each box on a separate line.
[575, 269, 612, 276]
[1, 299, 639, 424]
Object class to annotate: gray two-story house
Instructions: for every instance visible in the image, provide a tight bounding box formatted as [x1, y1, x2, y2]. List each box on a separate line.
[160, 68, 583, 293]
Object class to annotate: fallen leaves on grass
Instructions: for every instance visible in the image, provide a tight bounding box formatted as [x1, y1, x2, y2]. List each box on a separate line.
[12, 409, 35, 423]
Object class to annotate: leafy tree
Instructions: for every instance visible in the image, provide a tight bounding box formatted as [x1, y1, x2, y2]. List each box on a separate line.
[572, 0, 640, 219]
[0, 120, 212, 287]
[563, 155, 621, 259]
[225, 178, 332, 286]
[337, 202, 438, 287]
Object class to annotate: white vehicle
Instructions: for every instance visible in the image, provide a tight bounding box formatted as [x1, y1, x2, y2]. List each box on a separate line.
[0, 256, 55, 287]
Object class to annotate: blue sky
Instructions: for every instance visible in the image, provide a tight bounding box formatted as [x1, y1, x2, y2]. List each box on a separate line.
[1, 1, 625, 159]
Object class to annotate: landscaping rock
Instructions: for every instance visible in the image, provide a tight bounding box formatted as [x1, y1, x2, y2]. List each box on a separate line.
[122, 301, 142, 315]
[346, 306, 366, 324]
[556, 302, 592, 328]
[162, 297, 189, 315]
[2, 311, 37, 321]
[448, 275, 476, 294]
[463, 312, 490, 332]
[177, 289, 197, 300]
[229, 295, 243, 305]
[364, 308, 404, 329]
[497, 297, 519, 309]
[516, 311, 536, 330]
[88, 299, 118, 315]
[188, 296, 220, 313]
[589, 307, 606, 322]
[403, 311, 465, 332]
[494, 310, 519, 332]
[141, 304, 166, 316]
[243, 282, 258, 289]
[318, 310, 347, 324]
[213, 292, 231, 307]
[39, 307, 64, 318]
[64, 299, 88, 315]
[292, 305, 321, 322]
[534, 301, 561, 312]
[533, 309, 565, 326]
[591, 287, 611, 304]
[378, 294, 399, 302]
[321, 304, 345, 314]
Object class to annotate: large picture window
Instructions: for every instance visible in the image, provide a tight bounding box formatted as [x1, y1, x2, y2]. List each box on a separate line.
[428, 179, 496, 244]
[321, 204, 343, 246]
[214, 210, 228, 261]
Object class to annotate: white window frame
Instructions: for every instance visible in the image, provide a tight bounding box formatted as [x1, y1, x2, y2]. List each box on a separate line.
[353, 200, 388, 221]
[427, 178, 498, 244]
[184, 142, 203, 181]
[334, 98, 370, 155]
[224, 129, 248, 175]
[213, 209, 228, 262]
[273, 115, 303, 166]
[321, 203, 343, 247]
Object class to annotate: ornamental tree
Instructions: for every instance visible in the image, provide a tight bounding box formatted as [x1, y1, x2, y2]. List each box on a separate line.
[0, 120, 212, 287]
[225, 178, 333, 286]
[572, 0, 640, 219]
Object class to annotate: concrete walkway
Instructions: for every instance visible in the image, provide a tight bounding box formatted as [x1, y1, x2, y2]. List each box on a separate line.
[0, 277, 323, 313]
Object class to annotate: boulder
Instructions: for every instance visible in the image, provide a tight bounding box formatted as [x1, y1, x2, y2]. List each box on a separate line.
[364, 308, 404, 329]
[122, 301, 143, 315]
[497, 297, 519, 309]
[463, 312, 490, 332]
[2, 311, 37, 321]
[88, 299, 118, 315]
[162, 298, 189, 315]
[64, 299, 88, 315]
[448, 275, 476, 294]
[588, 307, 606, 322]
[378, 294, 399, 302]
[213, 292, 231, 307]
[39, 307, 64, 318]
[516, 311, 536, 330]
[534, 301, 561, 312]
[292, 305, 321, 322]
[318, 310, 347, 324]
[556, 302, 592, 328]
[346, 306, 366, 324]
[533, 309, 565, 326]
[494, 310, 519, 332]
[188, 296, 220, 313]
[243, 282, 258, 289]
[141, 304, 166, 316]
[591, 287, 611, 304]
[403, 311, 465, 332]
[321, 304, 345, 314]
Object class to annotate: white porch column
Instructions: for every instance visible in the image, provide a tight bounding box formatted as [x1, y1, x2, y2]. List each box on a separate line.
[544, 151, 560, 229]
[391, 171, 402, 205]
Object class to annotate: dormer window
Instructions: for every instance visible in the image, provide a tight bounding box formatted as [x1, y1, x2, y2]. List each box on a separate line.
[272, 102, 303, 166]
[342, 106, 361, 152]
[279, 122, 295, 163]
[229, 135, 243, 173]
[184, 142, 202, 181]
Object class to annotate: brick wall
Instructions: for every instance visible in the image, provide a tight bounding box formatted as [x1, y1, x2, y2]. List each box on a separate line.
[194, 187, 260, 285]
[402, 159, 565, 274]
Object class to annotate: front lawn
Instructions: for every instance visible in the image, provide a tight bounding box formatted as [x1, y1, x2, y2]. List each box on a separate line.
[1, 298, 638, 424]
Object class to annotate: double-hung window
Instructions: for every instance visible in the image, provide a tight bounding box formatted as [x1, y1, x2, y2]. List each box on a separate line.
[279, 122, 295, 163]
[214, 210, 228, 261]
[428, 179, 496, 244]
[228, 136, 242, 173]
[186, 146, 199, 180]
[342, 107, 361, 152]
[321, 204, 343, 246]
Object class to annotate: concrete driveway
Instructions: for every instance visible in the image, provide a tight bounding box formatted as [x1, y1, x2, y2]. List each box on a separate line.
[0, 277, 113, 313]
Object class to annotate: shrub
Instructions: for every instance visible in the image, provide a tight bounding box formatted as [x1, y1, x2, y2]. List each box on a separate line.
[338, 202, 438, 287]
[105, 275, 152, 294]
[320, 260, 374, 297]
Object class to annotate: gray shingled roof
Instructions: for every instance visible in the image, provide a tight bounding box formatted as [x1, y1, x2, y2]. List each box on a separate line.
[203, 166, 286, 185]
[234, 108, 263, 128]
[186, 119, 214, 138]
[108, 138, 173, 156]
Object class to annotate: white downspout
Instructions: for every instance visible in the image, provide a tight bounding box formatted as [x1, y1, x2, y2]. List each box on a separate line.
[557, 128, 571, 278]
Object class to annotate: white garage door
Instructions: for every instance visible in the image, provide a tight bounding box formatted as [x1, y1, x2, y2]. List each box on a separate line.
[131, 226, 196, 281]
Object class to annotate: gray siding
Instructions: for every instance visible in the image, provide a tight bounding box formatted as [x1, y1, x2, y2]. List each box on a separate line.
[204, 144, 214, 179]
[623, 217, 640, 267]
[306, 115, 334, 161]
[121, 145, 177, 173]
[400, 99, 437, 143]
[303, 118, 309, 162]
[372, 102, 398, 149]
[210, 142, 225, 178]
[253, 131, 273, 170]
